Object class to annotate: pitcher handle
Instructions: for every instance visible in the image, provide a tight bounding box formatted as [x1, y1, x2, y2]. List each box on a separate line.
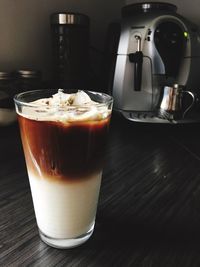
[182, 91, 195, 119]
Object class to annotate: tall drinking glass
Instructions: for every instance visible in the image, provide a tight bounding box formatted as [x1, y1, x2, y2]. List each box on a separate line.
[14, 89, 113, 249]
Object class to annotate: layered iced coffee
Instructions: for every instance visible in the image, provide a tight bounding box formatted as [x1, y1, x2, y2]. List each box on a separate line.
[14, 89, 113, 248]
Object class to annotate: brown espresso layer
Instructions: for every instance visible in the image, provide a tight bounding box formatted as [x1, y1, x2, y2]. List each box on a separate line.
[18, 115, 110, 182]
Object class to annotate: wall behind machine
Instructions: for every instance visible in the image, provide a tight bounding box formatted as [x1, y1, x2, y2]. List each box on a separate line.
[0, 0, 123, 80]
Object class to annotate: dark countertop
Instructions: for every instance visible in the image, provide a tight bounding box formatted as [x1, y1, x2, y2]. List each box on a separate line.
[1, 113, 200, 266]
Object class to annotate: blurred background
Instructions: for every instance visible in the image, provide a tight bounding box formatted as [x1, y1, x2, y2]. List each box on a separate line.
[0, 0, 199, 81]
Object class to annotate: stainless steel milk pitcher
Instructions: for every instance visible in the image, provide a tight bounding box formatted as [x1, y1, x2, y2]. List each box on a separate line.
[159, 84, 195, 120]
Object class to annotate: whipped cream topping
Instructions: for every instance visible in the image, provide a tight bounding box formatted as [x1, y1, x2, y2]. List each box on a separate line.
[33, 89, 95, 107]
[19, 90, 110, 122]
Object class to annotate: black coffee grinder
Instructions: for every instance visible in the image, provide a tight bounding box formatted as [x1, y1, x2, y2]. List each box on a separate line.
[50, 12, 90, 89]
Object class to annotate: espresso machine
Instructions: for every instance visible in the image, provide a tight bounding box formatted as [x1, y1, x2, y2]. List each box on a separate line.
[112, 2, 200, 123]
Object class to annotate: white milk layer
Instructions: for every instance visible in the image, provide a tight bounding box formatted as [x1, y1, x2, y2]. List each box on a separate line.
[28, 172, 102, 239]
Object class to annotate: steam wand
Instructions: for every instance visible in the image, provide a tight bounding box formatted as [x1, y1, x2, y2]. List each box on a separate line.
[129, 35, 143, 91]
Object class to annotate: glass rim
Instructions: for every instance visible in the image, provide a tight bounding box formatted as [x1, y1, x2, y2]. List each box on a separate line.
[14, 89, 113, 109]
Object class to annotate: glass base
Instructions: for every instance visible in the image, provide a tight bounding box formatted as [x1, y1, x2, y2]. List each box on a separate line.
[39, 225, 94, 249]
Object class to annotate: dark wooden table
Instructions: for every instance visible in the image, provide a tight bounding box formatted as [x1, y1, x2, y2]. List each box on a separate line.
[1, 113, 200, 266]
